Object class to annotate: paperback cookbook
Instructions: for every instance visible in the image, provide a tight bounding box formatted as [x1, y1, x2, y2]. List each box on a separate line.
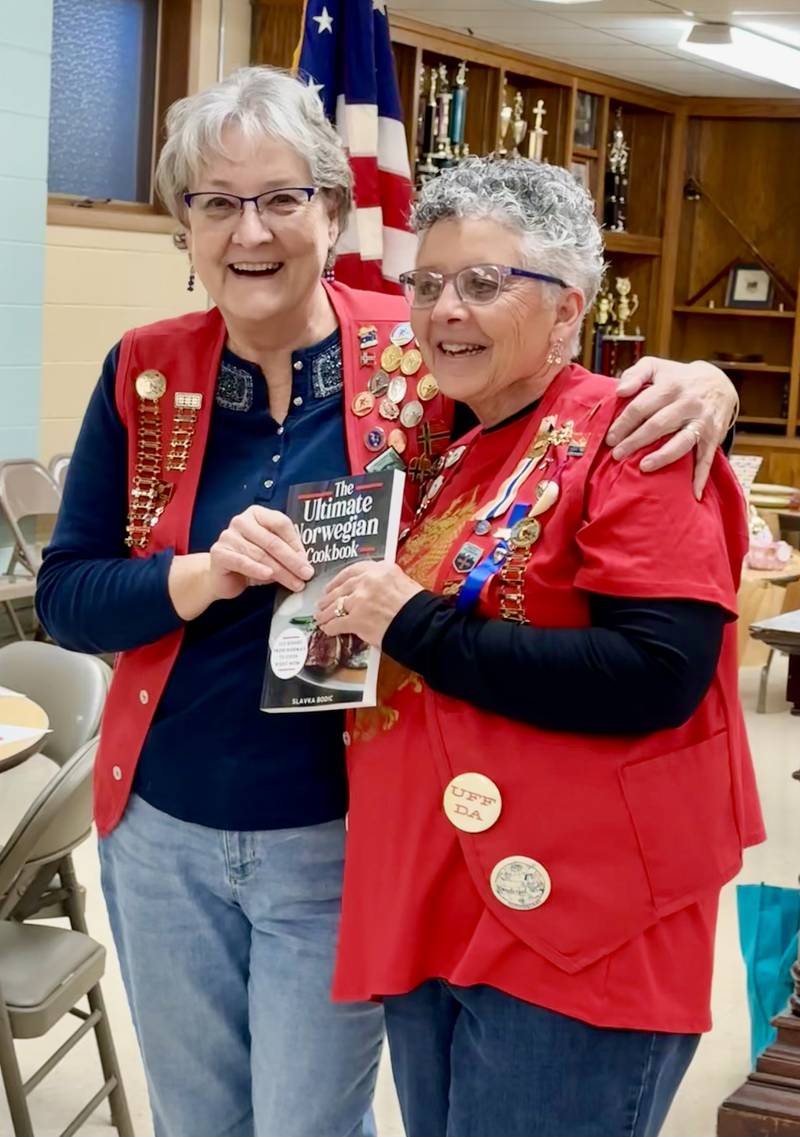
[262, 469, 406, 713]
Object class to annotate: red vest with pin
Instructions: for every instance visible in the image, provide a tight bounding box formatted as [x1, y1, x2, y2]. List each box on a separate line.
[93, 281, 452, 836]
[333, 363, 765, 1031]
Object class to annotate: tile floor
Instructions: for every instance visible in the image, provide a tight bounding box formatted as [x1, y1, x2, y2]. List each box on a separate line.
[1, 660, 798, 1137]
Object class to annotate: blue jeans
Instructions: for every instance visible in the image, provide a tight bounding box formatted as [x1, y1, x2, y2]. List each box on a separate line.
[99, 794, 383, 1137]
[383, 981, 700, 1137]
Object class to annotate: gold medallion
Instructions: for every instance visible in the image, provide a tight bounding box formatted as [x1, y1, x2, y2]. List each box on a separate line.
[380, 343, 403, 373]
[417, 373, 439, 402]
[509, 517, 541, 550]
[135, 370, 167, 401]
[400, 348, 423, 376]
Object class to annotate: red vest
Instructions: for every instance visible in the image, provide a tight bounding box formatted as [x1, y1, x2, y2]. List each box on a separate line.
[335, 364, 765, 992]
[94, 282, 451, 836]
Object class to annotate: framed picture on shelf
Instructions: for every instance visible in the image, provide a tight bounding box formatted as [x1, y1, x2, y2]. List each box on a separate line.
[725, 264, 775, 309]
[573, 92, 597, 149]
[570, 158, 592, 196]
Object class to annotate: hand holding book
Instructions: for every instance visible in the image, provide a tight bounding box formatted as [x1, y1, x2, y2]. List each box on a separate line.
[316, 561, 423, 648]
[209, 504, 314, 597]
[262, 470, 407, 713]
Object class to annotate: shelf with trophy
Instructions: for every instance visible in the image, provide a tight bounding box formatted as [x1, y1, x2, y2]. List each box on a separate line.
[405, 51, 501, 186]
[497, 73, 569, 166]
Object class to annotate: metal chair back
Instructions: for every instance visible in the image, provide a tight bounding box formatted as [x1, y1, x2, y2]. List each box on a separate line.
[0, 642, 111, 767]
[0, 740, 95, 922]
[0, 460, 62, 574]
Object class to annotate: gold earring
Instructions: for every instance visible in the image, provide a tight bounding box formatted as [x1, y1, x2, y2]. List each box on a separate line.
[546, 340, 563, 368]
[187, 264, 196, 292]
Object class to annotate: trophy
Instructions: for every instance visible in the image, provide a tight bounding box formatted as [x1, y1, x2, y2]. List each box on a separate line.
[449, 62, 468, 158]
[498, 86, 512, 157]
[604, 107, 629, 232]
[613, 277, 639, 336]
[528, 98, 547, 162]
[509, 91, 528, 158]
[434, 64, 454, 166]
[416, 67, 439, 182]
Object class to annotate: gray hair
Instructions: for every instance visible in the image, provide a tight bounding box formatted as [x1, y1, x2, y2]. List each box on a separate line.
[155, 65, 352, 233]
[412, 157, 604, 354]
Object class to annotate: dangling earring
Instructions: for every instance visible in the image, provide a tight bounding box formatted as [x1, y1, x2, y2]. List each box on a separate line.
[187, 264, 196, 292]
[323, 249, 336, 282]
[546, 339, 563, 368]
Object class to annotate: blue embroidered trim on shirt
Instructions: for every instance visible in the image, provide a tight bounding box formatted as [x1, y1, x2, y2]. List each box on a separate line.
[216, 360, 253, 412]
[311, 340, 343, 400]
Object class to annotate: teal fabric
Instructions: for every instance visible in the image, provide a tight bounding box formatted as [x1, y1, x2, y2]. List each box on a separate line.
[737, 883, 800, 1066]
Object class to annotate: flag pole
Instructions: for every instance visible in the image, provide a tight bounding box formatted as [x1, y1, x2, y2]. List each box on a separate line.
[291, 0, 310, 75]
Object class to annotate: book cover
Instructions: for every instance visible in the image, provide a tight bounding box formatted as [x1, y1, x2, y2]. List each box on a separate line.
[262, 469, 406, 713]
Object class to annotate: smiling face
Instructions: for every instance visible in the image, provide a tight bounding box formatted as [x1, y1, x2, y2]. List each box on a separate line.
[185, 126, 338, 331]
[410, 217, 583, 420]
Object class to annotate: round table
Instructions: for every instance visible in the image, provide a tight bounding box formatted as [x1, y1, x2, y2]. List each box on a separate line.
[0, 691, 50, 774]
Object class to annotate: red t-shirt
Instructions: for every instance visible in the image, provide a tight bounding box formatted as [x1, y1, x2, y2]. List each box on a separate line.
[333, 370, 762, 1032]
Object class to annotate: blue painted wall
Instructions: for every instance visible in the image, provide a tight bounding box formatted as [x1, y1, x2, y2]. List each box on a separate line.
[0, 3, 52, 460]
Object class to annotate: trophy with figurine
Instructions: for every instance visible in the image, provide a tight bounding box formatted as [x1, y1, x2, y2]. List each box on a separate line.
[594, 277, 644, 375]
[604, 107, 629, 232]
[527, 98, 547, 161]
[416, 66, 439, 183]
[497, 85, 513, 157]
[509, 91, 528, 158]
[434, 64, 455, 167]
[449, 62, 469, 159]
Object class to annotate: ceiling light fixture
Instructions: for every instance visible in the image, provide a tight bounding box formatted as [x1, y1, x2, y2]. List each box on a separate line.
[679, 22, 800, 90]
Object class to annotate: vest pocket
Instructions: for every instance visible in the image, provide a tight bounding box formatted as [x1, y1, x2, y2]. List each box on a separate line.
[620, 731, 741, 912]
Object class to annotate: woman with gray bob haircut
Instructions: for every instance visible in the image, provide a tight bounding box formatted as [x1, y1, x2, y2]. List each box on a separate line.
[318, 156, 762, 1136]
[38, 61, 738, 1136]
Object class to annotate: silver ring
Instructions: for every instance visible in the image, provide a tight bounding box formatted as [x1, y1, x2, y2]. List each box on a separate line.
[334, 597, 349, 619]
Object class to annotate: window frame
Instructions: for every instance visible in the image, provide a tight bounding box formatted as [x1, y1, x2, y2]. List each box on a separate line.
[47, 0, 193, 233]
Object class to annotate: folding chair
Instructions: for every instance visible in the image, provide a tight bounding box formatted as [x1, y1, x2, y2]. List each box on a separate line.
[0, 461, 62, 576]
[0, 642, 111, 768]
[0, 741, 133, 1137]
[47, 455, 71, 494]
[0, 642, 112, 924]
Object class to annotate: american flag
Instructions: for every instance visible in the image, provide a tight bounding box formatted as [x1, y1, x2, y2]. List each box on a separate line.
[295, 0, 416, 294]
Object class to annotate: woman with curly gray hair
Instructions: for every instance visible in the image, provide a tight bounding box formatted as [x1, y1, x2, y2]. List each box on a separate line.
[318, 158, 764, 1137]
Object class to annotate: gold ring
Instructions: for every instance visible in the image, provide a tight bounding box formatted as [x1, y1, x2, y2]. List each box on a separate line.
[334, 597, 349, 619]
[685, 423, 702, 446]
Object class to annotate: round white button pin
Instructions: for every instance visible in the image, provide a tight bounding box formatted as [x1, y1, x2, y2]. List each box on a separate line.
[112, 765, 123, 781]
[443, 772, 502, 833]
[490, 856, 551, 911]
[138, 689, 149, 705]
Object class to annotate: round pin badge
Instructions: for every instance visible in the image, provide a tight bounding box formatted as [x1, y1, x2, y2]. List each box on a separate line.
[135, 369, 167, 401]
[443, 772, 502, 833]
[427, 474, 444, 501]
[444, 445, 467, 468]
[509, 517, 541, 550]
[490, 856, 551, 911]
[400, 400, 424, 428]
[381, 344, 403, 373]
[352, 391, 375, 417]
[365, 426, 386, 452]
[417, 373, 439, 401]
[368, 369, 390, 396]
[473, 519, 491, 536]
[400, 348, 423, 376]
[379, 397, 400, 421]
[390, 321, 414, 347]
[388, 428, 408, 454]
[388, 375, 407, 404]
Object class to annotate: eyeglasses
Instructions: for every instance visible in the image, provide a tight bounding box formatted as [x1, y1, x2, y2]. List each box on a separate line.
[183, 187, 317, 222]
[399, 263, 569, 308]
